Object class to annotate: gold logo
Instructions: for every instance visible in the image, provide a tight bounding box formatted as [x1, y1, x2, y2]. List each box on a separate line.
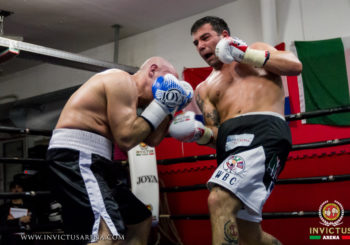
[319, 200, 344, 226]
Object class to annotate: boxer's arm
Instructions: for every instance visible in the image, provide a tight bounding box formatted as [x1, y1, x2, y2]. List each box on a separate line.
[194, 86, 218, 148]
[106, 74, 152, 151]
[143, 116, 171, 146]
[216, 37, 302, 76]
[250, 42, 302, 76]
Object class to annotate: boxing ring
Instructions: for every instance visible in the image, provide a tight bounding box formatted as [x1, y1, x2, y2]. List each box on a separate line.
[0, 103, 349, 244]
[155, 106, 350, 244]
[0, 36, 350, 244]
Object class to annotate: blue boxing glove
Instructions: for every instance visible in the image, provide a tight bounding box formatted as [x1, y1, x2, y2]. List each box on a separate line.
[141, 74, 188, 129]
[178, 80, 193, 111]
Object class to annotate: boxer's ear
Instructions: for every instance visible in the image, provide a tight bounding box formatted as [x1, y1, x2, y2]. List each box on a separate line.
[149, 64, 158, 78]
[221, 30, 229, 38]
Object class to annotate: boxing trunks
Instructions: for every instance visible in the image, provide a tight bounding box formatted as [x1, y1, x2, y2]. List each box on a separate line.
[208, 112, 292, 222]
[46, 129, 151, 242]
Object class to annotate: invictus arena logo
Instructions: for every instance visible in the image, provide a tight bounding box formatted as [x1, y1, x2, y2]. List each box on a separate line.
[136, 143, 155, 156]
[223, 155, 245, 174]
[309, 200, 350, 241]
[319, 200, 344, 227]
[139, 142, 148, 149]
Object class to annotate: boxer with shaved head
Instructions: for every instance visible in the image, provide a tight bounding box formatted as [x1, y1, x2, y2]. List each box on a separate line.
[47, 56, 192, 245]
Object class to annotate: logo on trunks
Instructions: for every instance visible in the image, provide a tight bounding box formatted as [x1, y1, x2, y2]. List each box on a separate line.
[212, 155, 246, 186]
[223, 155, 245, 174]
[136, 175, 158, 185]
[225, 134, 254, 152]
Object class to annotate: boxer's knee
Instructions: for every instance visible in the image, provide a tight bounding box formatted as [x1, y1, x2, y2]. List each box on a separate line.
[208, 186, 242, 216]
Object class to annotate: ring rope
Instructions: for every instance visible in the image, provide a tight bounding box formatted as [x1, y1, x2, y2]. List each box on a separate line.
[157, 154, 216, 165]
[2, 210, 349, 234]
[160, 174, 350, 193]
[1, 210, 349, 234]
[285, 104, 350, 121]
[0, 126, 52, 136]
[277, 174, 350, 184]
[0, 157, 49, 164]
[291, 137, 350, 150]
[0, 157, 129, 166]
[0, 191, 51, 199]
[1, 174, 348, 199]
[0, 133, 349, 166]
[0, 223, 62, 233]
[159, 210, 350, 220]
[0, 105, 349, 136]
[156, 137, 350, 166]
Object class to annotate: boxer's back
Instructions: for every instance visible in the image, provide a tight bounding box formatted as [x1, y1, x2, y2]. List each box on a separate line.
[56, 69, 129, 140]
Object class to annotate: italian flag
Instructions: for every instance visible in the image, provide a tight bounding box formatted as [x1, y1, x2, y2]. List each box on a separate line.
[292, 37, 350, 125]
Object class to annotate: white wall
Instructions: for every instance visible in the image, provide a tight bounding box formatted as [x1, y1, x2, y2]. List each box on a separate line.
[1, 0, 350, 101]
[277, 0, 350, 44]
[0, 0, 260, 100]
[118, 0, 261, 75]
[300, 0, 350, 40]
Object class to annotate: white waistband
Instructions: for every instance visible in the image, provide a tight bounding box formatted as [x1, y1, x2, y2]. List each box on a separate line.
[235, 111, 285, 121]
[48, 128, 112, 160]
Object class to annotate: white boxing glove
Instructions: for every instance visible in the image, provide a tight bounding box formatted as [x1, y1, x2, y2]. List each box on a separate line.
[215, 37, 270, 67]
[169, 111, 213, 145]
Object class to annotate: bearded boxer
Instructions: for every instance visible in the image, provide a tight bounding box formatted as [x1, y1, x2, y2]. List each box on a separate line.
[47, 56, 192, 245]
[169, 17, 302, 244]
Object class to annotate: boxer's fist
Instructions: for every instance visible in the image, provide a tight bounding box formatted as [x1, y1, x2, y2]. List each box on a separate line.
[152, 74, 187, 114]
[215, 37, 247, 64]
[178, 80, 193, 111]
[169, 111, 213, 145]
[141, 74, 188, 129]
[215, 37, 270, 67]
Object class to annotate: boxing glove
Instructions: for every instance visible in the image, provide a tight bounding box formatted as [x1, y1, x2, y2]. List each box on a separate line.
[169, 111, 213, 145]
[141, 74, 188, 129]
[215, 37, 270, 67]
[178, 80, 193, 111]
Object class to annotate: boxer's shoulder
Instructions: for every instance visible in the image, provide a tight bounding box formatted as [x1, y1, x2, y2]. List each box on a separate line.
[100, 70, 136, 95]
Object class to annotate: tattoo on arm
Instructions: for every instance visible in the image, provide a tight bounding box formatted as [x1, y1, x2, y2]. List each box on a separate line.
[222, 220, 239, 245]
[196, 93, 220, 126]
[204, 109, 220, 127]
[196, 93, 204, 111]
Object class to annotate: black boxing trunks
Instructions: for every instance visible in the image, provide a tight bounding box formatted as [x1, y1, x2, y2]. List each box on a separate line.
[208, 112, 292, 222]
[46, 129, 151, 242]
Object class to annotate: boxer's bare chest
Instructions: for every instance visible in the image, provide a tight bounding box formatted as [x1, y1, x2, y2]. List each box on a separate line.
[199, 63, 283, 122]
[205, 63, 257, 107]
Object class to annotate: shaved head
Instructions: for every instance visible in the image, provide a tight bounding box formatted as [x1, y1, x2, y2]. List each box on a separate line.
[140, 56, 178, 78]
[133, 56, 179, 106]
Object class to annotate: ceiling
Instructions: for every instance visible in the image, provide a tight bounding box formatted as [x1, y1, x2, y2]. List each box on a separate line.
[0, 0, 236, 75]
